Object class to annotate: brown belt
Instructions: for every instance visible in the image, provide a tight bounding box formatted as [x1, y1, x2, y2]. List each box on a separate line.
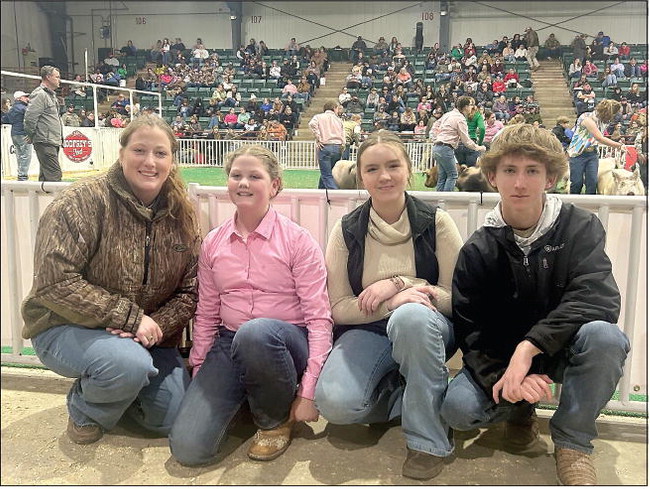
[435, 142, 454, 149]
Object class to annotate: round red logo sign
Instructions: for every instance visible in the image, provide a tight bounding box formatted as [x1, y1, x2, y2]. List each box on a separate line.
[63, 130, 92, 163]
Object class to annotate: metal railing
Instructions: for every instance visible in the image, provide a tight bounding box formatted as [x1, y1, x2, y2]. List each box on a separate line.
[1, 182, 646, 413]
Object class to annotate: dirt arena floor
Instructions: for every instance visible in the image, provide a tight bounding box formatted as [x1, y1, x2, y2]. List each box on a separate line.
[1, 366, 647, 486]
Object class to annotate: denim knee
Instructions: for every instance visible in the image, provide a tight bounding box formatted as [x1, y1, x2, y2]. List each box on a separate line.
[441, 371, 492, 431]
[387, 303, 443, 346]
[87, 349, 157, 402]
[574, 321, 630, 358]
[315, 370, 371, 425]
[169, 430, 215, 467]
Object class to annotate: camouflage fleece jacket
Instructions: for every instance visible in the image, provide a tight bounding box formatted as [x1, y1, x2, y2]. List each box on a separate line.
[21, 162, 200, 348]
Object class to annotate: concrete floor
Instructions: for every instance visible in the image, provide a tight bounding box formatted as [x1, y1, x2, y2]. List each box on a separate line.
[1, 366, 647, 486]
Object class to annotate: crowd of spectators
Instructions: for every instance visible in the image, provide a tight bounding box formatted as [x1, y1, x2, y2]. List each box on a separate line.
[337, 32, 543, 141]
[55, 36, 331, 138]
[12, 28, 645, 147]
[563, 29, 647, 153]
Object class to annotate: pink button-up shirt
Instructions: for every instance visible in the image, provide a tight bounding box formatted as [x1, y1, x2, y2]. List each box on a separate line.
[189, 208, 333, 399]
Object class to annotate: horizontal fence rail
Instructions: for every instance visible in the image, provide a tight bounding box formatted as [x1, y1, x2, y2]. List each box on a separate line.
[1, 182, 647, 414]
[1, 124, 633, 179]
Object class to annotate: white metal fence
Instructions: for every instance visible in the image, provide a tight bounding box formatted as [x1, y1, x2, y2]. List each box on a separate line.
[2, 126, 437, 176]
[1, 182, 646, 413]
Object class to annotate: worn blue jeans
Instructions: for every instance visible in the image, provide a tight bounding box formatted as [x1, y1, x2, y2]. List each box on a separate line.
[441, 321, 629, 454]
[569, 150, 599, 194]
[12, 134, 32, 180]
[455, 143, 480, 167]
[169, 320, 309, 466]
[31, 324, 189, 434]
[315, 303, 456, 457]
[432, 144, 458, 191]
[317, 144, 342, 189]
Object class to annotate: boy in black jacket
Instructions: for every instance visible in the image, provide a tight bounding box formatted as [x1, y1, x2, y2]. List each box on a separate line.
[441, 124, 629, 485]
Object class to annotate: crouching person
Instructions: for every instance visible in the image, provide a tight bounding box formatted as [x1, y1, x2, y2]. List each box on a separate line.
[21, 115, 201, 444]
[315, 131, 463, 480]
[441, 124, 630, 485]
[169, 146, 332, 466]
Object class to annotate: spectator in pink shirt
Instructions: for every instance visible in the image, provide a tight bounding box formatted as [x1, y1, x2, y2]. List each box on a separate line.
[170, 145, 333, 467]
[281, 78, 298, 99]
[483, 109, 505, 147]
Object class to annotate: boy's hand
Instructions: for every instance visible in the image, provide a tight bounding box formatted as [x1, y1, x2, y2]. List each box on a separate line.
[493, 340, 542, 403]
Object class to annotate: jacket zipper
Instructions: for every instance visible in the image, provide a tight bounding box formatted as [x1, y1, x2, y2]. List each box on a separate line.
[143, 222, 152, 285]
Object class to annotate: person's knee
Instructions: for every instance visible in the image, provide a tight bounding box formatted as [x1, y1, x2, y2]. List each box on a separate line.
[386, 303, 448, 349]
[315, 375, 369, 425]
[169, 428, 214, 466]
[89, 348, 157, 401]
[440, 390, 481, 431]
[232, 318, 274, 350]
[577, 321, 630, 356]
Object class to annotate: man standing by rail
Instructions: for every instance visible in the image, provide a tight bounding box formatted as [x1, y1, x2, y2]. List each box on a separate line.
[24, 65, 63, 182]
[309, 101, 345, 189]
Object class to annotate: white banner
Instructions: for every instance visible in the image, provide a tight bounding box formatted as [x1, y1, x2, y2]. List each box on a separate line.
[1, 125, 120, 178]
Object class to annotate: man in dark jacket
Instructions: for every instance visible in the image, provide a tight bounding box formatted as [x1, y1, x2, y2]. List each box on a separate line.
[441, 124, 629, 485]
[1, 91, 32, 180]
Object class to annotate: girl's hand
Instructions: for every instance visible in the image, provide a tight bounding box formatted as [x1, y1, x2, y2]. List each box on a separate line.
[290, 396, 319, 423]
[385, 285, 437, 312]
[358, 279, 400, 315]
[135, 315, 164, 349]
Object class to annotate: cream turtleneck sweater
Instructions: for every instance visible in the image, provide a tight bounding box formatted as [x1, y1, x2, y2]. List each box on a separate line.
[325, 206, 463, 325]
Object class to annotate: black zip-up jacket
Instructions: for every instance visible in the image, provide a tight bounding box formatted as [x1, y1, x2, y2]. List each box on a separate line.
[452, 202, 620, 397]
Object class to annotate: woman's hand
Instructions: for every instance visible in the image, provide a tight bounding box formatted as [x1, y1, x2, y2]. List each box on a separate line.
[358, 279, 400, 315]
[290, 396, 319, 423]
[385, 285, 437, 312]
[135, 315, 164, 348]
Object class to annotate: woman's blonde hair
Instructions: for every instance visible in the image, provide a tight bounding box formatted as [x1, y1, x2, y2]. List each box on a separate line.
[224, 144, 284, 195]
[118, 114, 199, 244]
[355, 130, 412, 186]
[594, 99, 622, 123]
[479, 123, 568, 180]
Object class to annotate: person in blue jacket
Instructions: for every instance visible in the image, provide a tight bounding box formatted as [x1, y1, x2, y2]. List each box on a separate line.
[2, 91, 32, 180]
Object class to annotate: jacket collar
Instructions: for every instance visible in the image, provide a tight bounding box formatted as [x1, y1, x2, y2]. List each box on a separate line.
[106, 162, 170, 221]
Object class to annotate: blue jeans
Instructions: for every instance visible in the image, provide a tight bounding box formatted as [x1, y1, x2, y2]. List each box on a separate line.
[569, 150, 599, 194]
[317, 144, 341, 189]
[455, 143, 480, 167]
[441, 321, 629, 454]
[432, 144, 458, 191]
[31, 325, 189, 434]
[315, 303, 456, 456]
[169, 320, 309, 466]
[12, 134, 32, 180]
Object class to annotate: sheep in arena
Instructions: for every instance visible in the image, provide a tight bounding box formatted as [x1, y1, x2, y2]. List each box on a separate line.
[597, 157, 645, 196]
[332, 160, 359, 189]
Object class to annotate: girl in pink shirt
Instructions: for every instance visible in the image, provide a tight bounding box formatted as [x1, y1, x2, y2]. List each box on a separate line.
[170, 145, 333, 466]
